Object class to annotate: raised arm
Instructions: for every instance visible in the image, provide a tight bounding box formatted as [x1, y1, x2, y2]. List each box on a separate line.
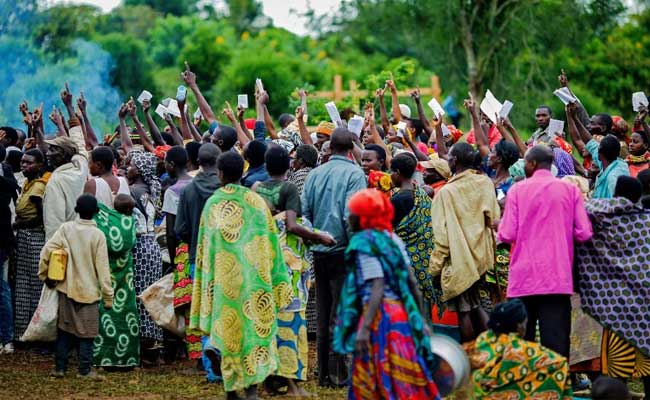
[568, 102, 592, 144]
[559, 69, 590, 127]
[118, 103, 133, 154]
[465, 96, 490, 159]
[223, 103, 251, 147]
[30, 103, 47, 155]
[127, 99, 155, 153]
[49, 107, 68, 137]
[296, 106, 313, 145]
[376, 87, 391, 135]
[182, 62, 216, 124]
[386, 78, 401, 123]
[495, 116, 525, 156]
[263, 105, 278, 139]
[430, 113, 448, 160]
[634, 107, 650, 139]
[185, 107, 203, 142]
[236, 105, 253, 141]
[411, 89, 433, 137]
[141, 99, 166, 146]
[565, 103, 586, 155]
[177, 97, 194, 141]
[365, 103, 392, 168]
[76, 91, 98, 149]
[60, 82, 76, 123]
[254, 90, 269, 141]
[163, 113, 184, 146]
[298, 89, 308, 116]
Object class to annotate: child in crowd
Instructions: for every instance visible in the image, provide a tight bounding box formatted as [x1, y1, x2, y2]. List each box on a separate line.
[39, 194, 113, 378]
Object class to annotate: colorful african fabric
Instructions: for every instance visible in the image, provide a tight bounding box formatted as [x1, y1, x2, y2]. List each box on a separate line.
[276, 310, 308, 381]
[189, 184, 292, 392]
[602, 329, 650, 378]
[173, 243, 202, 359]
[173, 243, 192, 309]
[92, 204, 140, 367]
[480, 245, 509, 312]
[576, 198, 650, 358]
[333, 229, 440, 400]
[464, 331, 573, 399]
[394, 187, 436, 305]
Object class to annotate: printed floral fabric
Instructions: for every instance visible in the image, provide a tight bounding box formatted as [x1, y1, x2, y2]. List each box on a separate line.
[189, 184, 292, 392]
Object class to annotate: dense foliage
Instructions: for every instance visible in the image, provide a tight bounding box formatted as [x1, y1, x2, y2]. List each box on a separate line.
[1, 0, 649, 136]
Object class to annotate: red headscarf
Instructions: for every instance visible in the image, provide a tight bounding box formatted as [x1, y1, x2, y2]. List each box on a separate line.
[348, 189, 394, 232]
[244, 118, 256, 130]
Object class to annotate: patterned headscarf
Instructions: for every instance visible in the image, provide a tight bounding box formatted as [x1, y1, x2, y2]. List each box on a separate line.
[130, 150, 161, 210]
[552, 147, 575, 178]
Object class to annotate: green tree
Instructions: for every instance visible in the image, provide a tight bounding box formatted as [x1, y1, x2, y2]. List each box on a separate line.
[32, 5, 99, 56]
[148, 15, 197, 66]
[94, 5, 161, 38]
[123, 0, 198, 16]
[178, 21, 235, 87]
[95, 32, 156, 97]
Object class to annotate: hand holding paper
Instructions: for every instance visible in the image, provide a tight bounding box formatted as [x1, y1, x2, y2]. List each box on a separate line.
[428, 97, 445, 117]
[238, 94, 249, 109]
[548, 119, 565, 138]
[325, 101, 343, 128]
[553, 87, 579, 105]
[632, 92, 649, 112]
[480, 90, 503, 124]
[347, 116, 364, 137]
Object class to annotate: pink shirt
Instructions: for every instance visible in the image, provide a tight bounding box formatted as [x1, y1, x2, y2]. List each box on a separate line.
[497, 169, 593, 297]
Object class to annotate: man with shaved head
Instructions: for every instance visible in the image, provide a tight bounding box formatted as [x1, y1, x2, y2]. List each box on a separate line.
[497, 145, 593, 358]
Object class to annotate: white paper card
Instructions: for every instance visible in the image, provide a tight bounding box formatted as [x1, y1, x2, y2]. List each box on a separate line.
[161, 97, 172, 108]
[480, 90, 503, 124]
[255, 78, 264, 93]
[548, 119, 564, 138]
[632, 91, 649, 112]
[441, 124, 451, 138]
[238, 94, 248, 109]
[427, 97, 445, 117]
[499, 100, 514, 119]
[165, 99, 182, 118]
[347, 116, 364, 137]
[553, 87, 578, 105]
[325, 101, 343, 127]
[137, 90, 152, 105]
[396, 121, 407, 138]
[193, 109, 203, 120]
[155, 104, 168, 119]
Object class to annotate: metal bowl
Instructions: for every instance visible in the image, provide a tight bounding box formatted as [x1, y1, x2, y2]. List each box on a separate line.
[430, 333, 471, 396]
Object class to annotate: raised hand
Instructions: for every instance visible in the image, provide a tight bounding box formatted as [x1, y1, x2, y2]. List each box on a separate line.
[236, 105, 245, 120]
[49, 107, 62, 125]
[126, 97, 137, 117]
[409, 88, 421, 101]
[19, 100, 29, 117]
[60, 82, 73, 106]
[295, 106, 305, 121]
[118, 103, 128, 120]
[77, 91, 87, 112]
[181, 61, 196, 87]
[142, 99, 151, 113]
[32, 103, 43, 128]
[432, 112, 443, 128]
[558, 68, 568, 88]
[296, 88, 307, 98]
[385, 79, 396, 92]
[634, 106, 648, 124]
[256, 89, 269, 106]
[223, 101, 236, 122]
[566, 102, 578, 118]
[463, 94, 478, 115]
[375, 87, 385, 98]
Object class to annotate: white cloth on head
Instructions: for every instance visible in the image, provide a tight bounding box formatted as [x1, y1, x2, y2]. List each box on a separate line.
[399, 104, 411, 119]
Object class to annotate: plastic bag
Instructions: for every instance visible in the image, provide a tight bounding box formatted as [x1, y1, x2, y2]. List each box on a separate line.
[138, 273, 185, 337]
[21, 284, 59, 342]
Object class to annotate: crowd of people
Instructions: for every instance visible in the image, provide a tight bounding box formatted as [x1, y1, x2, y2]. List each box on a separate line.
[0, 64, 648, 400]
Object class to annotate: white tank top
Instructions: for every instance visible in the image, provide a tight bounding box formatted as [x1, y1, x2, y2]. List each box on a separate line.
[94, 176, 130, 209]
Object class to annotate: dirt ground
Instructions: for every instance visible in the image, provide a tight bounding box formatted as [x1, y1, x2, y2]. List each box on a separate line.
[1, 346, 643, 399]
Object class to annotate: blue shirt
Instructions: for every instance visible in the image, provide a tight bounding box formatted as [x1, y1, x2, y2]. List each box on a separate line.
[586, 139, 630, 199]
[241, 164, 269, 188]
[302, 155, 367, 254]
